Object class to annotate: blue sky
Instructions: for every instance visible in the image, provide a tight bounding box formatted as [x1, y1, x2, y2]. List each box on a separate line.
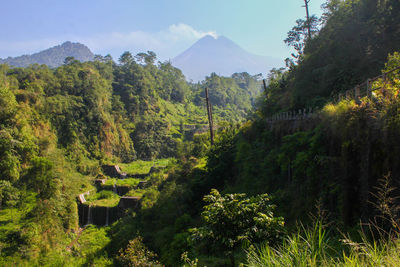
[0, 0, 326, 62]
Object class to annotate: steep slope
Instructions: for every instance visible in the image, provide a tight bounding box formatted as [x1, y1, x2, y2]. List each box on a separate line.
[272, 0, 400, 109]
[172, 35, 281, 81]
[0, 41, 94, 67]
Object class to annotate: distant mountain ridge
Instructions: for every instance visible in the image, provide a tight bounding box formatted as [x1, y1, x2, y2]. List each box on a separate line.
[0, 41, 94, 68]
[171, 35, 282, 81]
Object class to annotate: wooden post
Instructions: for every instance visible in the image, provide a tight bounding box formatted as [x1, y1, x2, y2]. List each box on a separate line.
[355, 86, 360, 99]
[355, 86, 361, 104]
[382, 73, 387, 94]
[205, 88, 214, 145]
[366, 79, 371, 98]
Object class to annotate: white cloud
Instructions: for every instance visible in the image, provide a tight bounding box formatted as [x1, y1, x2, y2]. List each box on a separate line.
[81, 23, 218, 59]
[0, 24, 218, 60]
[166, 23, 218, 40]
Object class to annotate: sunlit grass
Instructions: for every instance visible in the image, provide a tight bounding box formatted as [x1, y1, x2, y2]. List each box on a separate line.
[119, 158, 173, 175]
[246, 222, 333, 267]
[125, 188, 146, 198]
[103, 178, 140, 187]
[322, 99, 358, 118]
[245, 221, 400, 267]
[85, 191, 120, 207]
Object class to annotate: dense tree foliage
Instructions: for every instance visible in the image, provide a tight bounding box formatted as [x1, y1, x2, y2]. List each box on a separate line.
[104, 2, 400, 265]
[2, 0, 400, 265]
[0, 49, 260, 265]
[266, 0, 400, 112]
[0, 41, 94, 68]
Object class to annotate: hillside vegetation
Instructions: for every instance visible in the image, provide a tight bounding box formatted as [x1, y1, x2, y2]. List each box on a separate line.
[264, 0, 400, 112]
[0, 50, 260, 265]
[1, 0, 400, 266]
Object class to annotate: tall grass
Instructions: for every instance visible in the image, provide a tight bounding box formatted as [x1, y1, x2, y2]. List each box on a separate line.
[339, 235, 400, 266]
[246, 174, 400, 267]
[246, 222, 400, 267]
[246, 221, 333, 267]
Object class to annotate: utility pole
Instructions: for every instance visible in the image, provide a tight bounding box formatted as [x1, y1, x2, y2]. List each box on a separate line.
[205, 87, 214, 145]
[303, 0, 312, 40]
[262, 79, 268, 92]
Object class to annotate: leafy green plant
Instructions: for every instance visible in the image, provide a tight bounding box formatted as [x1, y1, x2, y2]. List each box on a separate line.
[191, 189, 284, 266]
[116, 236, 162, 267]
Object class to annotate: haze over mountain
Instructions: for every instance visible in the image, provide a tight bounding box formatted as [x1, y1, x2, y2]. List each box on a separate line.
[171, 35, 282, 82]
[0, 41, 94, 68]
[0, 37, 281, 81]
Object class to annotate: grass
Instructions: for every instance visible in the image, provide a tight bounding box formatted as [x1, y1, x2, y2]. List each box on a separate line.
[86, 197, 120, 207]
[119, 158, 173, 175]
[62, 225, 113, 266]
[124, 188, 147, 198]
[85, 191, 120, 207]
[103, 178, 140, 187]
[246, 222, 333, 267]
[245, 221, 400, 267]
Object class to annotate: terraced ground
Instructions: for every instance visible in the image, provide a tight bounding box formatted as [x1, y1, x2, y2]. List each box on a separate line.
[77, 158, 173, 224]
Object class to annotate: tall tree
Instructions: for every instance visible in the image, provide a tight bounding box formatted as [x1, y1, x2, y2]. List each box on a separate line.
[284, 1, 319, 67]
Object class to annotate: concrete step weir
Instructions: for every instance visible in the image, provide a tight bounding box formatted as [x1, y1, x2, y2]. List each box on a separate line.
[77, 191, 142, 227]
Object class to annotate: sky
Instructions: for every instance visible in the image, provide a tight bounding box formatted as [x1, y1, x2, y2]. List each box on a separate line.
[0, 0, 327, 62]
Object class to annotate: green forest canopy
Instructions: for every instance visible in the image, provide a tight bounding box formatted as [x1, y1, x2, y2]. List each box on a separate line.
[1, 0, 400, 265]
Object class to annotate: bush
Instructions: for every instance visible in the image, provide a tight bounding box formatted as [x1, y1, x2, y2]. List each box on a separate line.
[191, 189, 284, 266]
[116, 236, 162, 267]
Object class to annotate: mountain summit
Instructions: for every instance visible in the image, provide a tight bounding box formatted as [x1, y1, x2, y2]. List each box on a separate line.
[171, 35, 281, 81]
[0, 41, 95, 68]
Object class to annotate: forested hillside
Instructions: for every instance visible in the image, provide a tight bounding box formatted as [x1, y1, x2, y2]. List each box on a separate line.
[0, 51, 261, 265]
[119, 0, 400, 265]
[1, 0, 400, 266]
[266, 0, 400, 111]
[0, 42, 95, 68]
